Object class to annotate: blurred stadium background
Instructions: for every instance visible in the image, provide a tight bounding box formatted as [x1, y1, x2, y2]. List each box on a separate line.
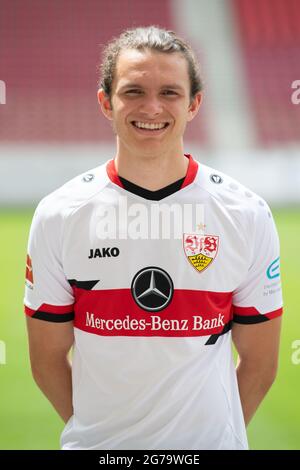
[0, 0, 299, 449]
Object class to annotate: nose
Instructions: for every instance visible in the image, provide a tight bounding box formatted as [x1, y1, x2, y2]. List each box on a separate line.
[139, 94, 163, 117]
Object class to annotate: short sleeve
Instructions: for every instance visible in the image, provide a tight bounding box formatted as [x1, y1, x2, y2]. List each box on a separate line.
[24, 201, 75, 322]
[232, 202, 283, 324]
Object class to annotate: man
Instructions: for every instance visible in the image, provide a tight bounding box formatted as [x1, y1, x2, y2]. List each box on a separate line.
[24, 26, 283, 450]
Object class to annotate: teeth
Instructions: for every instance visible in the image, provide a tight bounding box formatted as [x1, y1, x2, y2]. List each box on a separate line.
[133, 121, 167, 130]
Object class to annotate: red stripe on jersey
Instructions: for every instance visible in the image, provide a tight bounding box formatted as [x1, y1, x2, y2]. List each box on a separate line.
[265, 308, 283, 320]
[24, 303, 74, 316]
[233, 305, 283, 319]
[106, 154, 198, 190]
[181, 154, 199, 188]
[72, 288, 233, 337]
[106, 159, 124, 188]
[24, 305, 35, 317]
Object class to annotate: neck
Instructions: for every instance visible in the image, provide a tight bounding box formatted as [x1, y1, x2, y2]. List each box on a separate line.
[114, 141, 188, 191]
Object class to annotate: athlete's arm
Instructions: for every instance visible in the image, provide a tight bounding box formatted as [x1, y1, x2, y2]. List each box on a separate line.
[26, 316, 74, 423]
[231, 316, 282, 426]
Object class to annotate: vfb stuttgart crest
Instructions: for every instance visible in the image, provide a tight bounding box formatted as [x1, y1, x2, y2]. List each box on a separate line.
[183, 234, 219, 273]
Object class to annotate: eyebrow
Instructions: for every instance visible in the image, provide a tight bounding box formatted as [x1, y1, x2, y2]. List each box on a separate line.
[119, 83, 185, 92]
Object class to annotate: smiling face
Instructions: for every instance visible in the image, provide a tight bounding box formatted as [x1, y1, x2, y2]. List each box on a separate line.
[98, 48, 202, 160]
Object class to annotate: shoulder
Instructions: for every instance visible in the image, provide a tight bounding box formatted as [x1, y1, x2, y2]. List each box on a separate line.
[35, 161, 109, 218]
[31, 161, 110, 232]
[194, 161, 273, 225]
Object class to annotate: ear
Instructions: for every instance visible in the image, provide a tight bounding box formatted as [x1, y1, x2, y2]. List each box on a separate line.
[187, 92, 203, 122]
[97, 88, 113, 121]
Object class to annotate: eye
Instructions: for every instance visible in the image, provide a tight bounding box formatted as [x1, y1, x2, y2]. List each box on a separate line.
[125, 89, 143, 95]
[161, 90, 178, 96]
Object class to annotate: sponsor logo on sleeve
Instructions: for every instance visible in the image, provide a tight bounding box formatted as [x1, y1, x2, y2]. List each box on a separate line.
[264, 257, 281, 297]
[266, 257, 280, 279]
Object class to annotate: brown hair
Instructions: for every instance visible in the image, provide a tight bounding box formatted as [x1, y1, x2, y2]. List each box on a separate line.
[99, 26, 203, 101]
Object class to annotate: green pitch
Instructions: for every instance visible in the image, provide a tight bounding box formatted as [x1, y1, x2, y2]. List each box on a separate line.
[0, 208, 299, 449]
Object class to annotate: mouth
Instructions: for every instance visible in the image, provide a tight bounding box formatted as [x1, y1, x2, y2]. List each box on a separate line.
[131, 121, 170, 134]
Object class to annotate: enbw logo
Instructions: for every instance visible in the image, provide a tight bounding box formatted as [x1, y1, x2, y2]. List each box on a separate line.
[267, 257, 280, 279]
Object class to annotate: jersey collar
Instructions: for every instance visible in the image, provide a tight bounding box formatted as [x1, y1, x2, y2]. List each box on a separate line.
[106, 154, 198, 190]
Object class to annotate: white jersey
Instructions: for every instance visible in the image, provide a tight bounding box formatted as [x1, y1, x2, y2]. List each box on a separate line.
[24, 155, 283, 450]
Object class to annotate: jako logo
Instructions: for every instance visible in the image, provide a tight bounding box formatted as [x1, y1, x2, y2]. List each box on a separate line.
[0, 80, 6, 104]
[88, 247, 120, 258]
[267, 257, 280, 279]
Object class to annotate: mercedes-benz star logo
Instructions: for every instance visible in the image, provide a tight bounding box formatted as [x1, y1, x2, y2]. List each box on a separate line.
[131, 267, 174, 312]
